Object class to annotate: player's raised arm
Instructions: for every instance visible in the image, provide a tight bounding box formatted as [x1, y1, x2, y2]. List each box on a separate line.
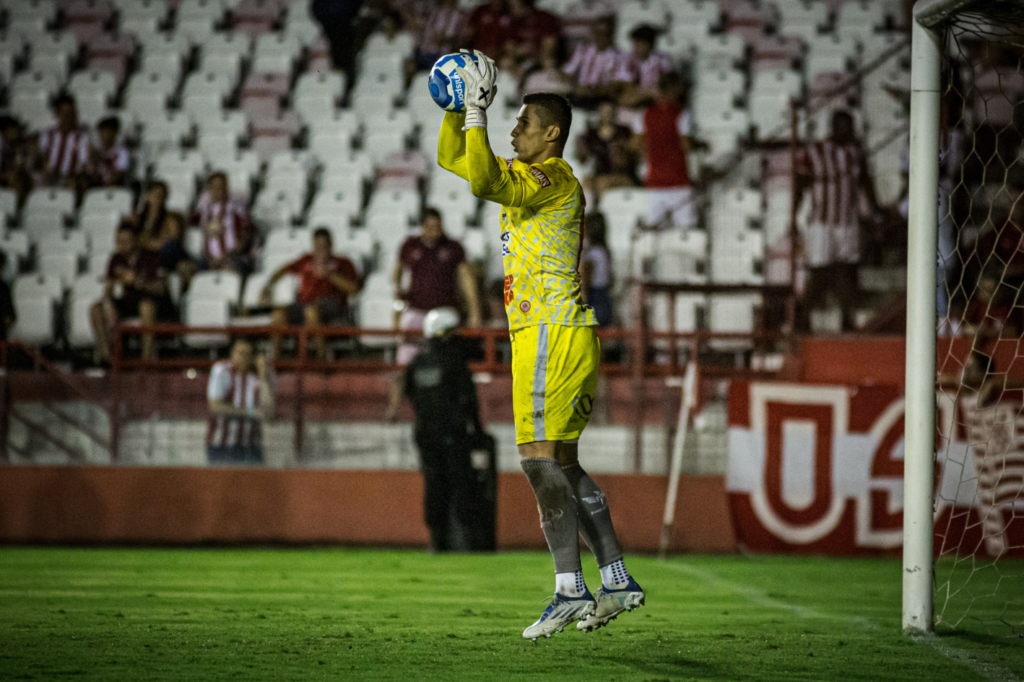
[437, 111, 470, 181]
[457, 61, 568, 209]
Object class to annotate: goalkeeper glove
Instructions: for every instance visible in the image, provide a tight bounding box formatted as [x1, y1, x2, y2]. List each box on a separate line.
[455, 49, 497, 130]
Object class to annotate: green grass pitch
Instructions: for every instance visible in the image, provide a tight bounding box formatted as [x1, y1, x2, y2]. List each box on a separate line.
[1, 548, 1022, 681]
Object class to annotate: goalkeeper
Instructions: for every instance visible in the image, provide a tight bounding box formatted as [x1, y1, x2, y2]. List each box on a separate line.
[438, 51, 645, 640]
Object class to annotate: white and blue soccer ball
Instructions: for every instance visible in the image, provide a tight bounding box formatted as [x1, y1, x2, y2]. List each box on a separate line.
[428, 52, 479, 113]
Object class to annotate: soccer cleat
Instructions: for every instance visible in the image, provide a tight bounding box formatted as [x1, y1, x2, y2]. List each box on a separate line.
[522, 589, 597, 641]
[577, 577, 645, 632]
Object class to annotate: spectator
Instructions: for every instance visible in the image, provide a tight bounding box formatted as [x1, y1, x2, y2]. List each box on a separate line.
[408, 0, 467, 77]
[261, 227, 362, 360]
[468, 0, 515, 56]
[129, 180, 169, 248]
[311, 0, 365, 80]
[35, 94, 89, 189]
[192, 171, 255, 276]
[561, 0, 617, 50]
[86, 116, 129, 188]
[386, 207, 482, 420]
[962, 273, 1020, 341]
[563, 17, 623, 105]
[616, 25, 674, 109]
[795, 110, 877, 332]
[576, 100, 638, 200]
[155, 212, 197, 293]
[0, 252, 15, 340]
[90, 224, 167, 363]
[634, 72, 697, 231]
[581, 212, 613, 327]
[0, 115, 31, 206]
[206, 338, 276, 465]
[507, 0, 561, 63]
[521, 41, 573, 98]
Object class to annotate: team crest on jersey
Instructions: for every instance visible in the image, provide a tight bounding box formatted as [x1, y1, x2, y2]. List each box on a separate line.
[506, 158, 514, 170]
[529, 166, 551, 188]
[519, 300, 531, 313]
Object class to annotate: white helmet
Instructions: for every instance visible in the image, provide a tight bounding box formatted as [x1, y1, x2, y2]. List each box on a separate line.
[423, 307, 460, 338]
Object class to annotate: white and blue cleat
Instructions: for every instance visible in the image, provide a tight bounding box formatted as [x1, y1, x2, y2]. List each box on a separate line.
[522, 589, 597, 641]
[577, 577, 645, 632]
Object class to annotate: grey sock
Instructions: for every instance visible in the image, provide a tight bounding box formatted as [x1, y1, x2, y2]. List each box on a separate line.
[561, 462, 623, 567]
[520, 457, 582, 574]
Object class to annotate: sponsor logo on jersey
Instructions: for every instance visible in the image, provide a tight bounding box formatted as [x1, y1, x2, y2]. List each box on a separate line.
[519, 300, 531, 313]
[501, 230, 510, 257]
[529, 166, 551, 188]
[502, 242, 511, 257]
[503, 274, 515, 305]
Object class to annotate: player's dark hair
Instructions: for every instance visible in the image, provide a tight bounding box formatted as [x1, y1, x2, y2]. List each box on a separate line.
[97, 116, 121, 134]
[629, 24, 658, 45]
[116, 222, 136, 236]
[421, 207, 442, 223]
[0, 115, 19, 132]
[523, 92, 572, 148]
[207, 171, 228, 185]
[312, 227, 332, 242]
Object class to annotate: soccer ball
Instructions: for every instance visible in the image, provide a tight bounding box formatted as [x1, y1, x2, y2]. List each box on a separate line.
[428, 52, 479, 113]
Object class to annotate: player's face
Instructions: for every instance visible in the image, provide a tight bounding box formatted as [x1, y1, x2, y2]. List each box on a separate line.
[512, 105, 556, 163]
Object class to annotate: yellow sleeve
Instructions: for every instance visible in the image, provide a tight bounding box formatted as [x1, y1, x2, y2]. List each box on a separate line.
[437, 112, 470, 181]
[465, 127, 560, 208]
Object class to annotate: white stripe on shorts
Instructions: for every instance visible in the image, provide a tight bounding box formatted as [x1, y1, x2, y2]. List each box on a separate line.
[533, 324, 549, 441]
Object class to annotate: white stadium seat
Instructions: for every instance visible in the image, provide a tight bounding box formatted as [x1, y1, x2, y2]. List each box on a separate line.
[240, 271, 298, 310]
[79, 212, 120, 252]
[184, 270, 240, 347]
[68, 275, 105, 347]
[308, 188, 362, 227]
[10, 272, 63, 346]
[155, 149, 206, 180]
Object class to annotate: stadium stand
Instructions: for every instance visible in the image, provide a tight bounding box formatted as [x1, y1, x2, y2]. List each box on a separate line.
[0, 0, 923, 360]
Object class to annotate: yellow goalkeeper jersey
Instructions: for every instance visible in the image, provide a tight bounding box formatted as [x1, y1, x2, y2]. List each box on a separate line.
[437, 112, 597, 332]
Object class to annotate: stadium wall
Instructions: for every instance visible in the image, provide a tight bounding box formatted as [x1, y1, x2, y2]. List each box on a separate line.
[0, 466, 736, 553]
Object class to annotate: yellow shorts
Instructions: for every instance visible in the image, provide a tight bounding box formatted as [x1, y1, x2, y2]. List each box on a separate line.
[510, 323, 600, 445]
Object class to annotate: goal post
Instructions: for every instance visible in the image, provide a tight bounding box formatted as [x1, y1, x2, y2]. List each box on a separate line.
[904, 0, 1024, 637]
[903, 2, 943, 636]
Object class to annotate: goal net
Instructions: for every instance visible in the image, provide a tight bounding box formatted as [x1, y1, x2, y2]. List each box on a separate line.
[917, 0, 1024, 636]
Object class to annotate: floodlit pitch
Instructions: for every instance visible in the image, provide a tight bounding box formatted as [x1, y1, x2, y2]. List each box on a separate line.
[1, 548, 1021, 681]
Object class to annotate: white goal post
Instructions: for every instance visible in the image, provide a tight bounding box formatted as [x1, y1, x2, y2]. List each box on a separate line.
[903, 0, 944, 636]
[903, 0, 1024, 636]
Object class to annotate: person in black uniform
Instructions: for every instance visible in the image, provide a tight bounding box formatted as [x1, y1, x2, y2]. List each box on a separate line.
[404, 307, 489, 551]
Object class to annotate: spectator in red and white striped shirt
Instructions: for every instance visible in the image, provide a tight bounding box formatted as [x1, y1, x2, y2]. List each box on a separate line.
[616, 25, 674, 109]
[192, 171, 256, 276]
[795, 110, 878, 332]
[207, 338, 276, 464]
[563, 18, 624, 105]
[35, 94, 90, 189]
[409, 0, 468, 73]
